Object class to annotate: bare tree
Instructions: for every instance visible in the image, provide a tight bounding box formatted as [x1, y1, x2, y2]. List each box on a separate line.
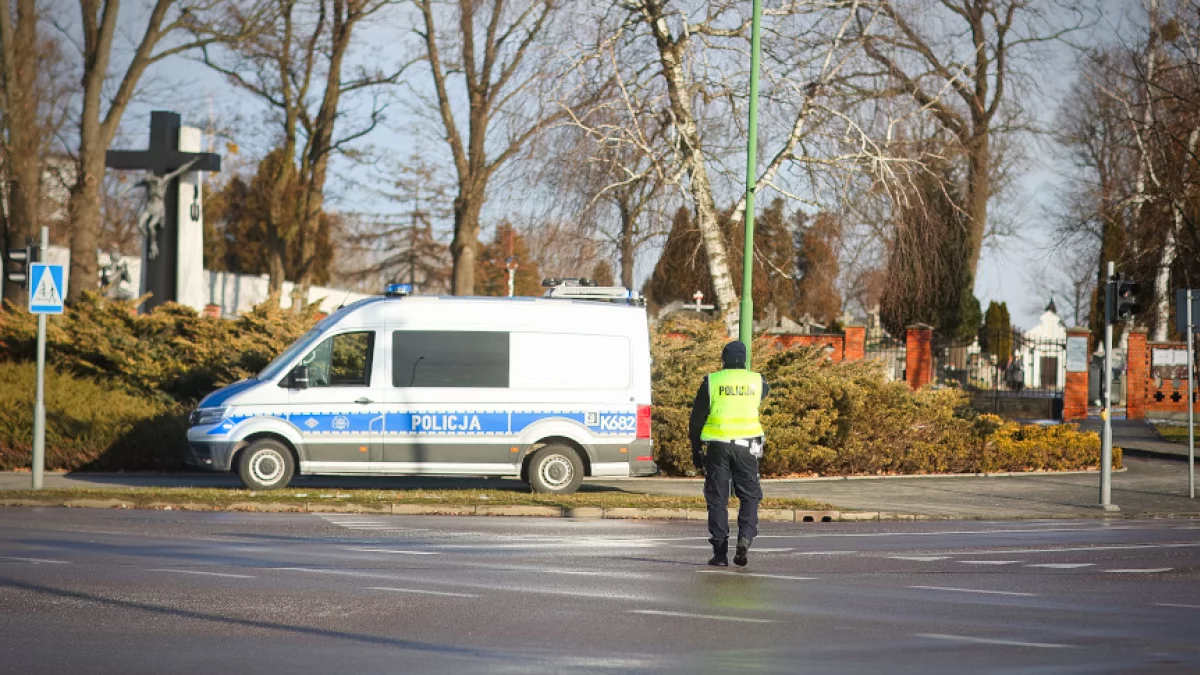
[855, 0, 1085, 286]
[63, 0, 263, 302]
[0, 0, 69, 307]
[201, 0, 404, 308]
[412, 0, 572, 296]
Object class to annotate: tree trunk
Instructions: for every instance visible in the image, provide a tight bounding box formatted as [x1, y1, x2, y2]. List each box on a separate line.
[67, 153, 104, 302]
[1, 0, 41, 309]
[1152, 125, 1199, 340]
[964, 130, 989, 281]
[450, 191, 482, 295]
[643, 1, 738, 333]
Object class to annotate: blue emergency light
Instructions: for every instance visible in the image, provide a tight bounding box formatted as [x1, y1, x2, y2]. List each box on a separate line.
[385, 283, 414, 297]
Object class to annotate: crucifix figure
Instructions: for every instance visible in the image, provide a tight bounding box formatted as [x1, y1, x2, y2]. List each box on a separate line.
[130, 157, 201, 259]
[106, 111, 221, 312]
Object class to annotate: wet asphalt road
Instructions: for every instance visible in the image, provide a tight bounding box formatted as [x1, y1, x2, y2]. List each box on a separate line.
[1, 508, 1198, 674]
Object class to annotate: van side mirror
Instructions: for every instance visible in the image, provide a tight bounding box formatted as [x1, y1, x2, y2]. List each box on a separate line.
[291, 364, 310, 389]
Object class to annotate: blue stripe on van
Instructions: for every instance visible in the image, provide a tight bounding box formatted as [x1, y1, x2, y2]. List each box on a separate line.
[206, 410, 638, 436]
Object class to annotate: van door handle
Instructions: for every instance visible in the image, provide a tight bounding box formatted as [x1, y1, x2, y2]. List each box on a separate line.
[355, 397, 373, 404]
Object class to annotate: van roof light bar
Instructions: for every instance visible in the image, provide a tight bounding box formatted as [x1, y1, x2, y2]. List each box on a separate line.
[543, 280, 645, 306]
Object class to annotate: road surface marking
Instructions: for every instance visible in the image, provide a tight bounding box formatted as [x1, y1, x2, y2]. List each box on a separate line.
[948, 543, 1200, 555]
[629, 610, 773, 624]
[795, 550, 857, 556]
[916, 633, 1071, 649]
[889, 556, 950, 562]
[350, 548, 439, 555]
[1105, 568, 1172, 573]
[1027, 563, 1094, 569]
[1155, 603, 1200, 609]
[0, 556, 69, 565]
[910, 585, 1037, 597]
[698, 571, 816, 580]
[756, 526, 1137, 539]
[959, 561, 1021, 565]
[147, 569, 255, 579]
[366, 586, 478, 598]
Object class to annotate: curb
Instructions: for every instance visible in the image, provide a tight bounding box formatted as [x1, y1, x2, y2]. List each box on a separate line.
[0, 497, 863, 522]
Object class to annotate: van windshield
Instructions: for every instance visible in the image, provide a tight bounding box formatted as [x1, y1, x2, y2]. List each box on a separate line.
[257, 326, 326, 381]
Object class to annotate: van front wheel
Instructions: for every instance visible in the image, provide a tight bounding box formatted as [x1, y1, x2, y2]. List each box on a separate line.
[237, 439, 295, 490]
[527, 445, 584, 494]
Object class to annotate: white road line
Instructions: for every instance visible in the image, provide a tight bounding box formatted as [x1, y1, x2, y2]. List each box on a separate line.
[0, 556, 69, 565]
[349, 548, 439, 555]
[366, 586, 478, 598]
[1155, 603, 1200, 609]
[756, 526, 1139, 539]
[795, 551, 857, 556]
[147, 569, 255, 579]
[916, 633, 1072, 649]
[949, 543, 1200, 555]
[959, 561, 1022, 566]
[1027, 563, 1094, 569]
[629, 610, 774, 624]
[910, 585, 1038, 597]
[698, 571, 816, 581]
[1105, 568, 1172, 574]
[889, 556, 950, 562]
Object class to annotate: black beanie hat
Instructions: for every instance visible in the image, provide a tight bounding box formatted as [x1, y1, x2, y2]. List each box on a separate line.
[721, 341, 748, 368]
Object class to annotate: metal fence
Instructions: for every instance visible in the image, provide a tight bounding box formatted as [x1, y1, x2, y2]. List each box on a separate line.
[865, 336, 906, 383]
[934, 329, 1067, 398]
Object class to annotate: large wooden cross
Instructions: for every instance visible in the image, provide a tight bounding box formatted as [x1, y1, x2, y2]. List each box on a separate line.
[106, 111, 221, 311]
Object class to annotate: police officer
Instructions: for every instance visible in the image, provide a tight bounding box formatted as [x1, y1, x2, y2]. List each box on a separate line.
[689, 340, 769, 567]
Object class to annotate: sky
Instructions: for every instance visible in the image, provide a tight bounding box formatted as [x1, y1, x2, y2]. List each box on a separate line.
[102, 0, 1129, 332]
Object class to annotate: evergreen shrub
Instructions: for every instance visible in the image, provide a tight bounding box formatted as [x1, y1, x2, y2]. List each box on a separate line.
[652, 317, 1115, 476]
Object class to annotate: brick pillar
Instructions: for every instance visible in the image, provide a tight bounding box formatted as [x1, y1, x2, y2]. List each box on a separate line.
[905, 323, 933, 390]
[1126, 328, 1148, 420]
[843, 325, 866, 362]
[1063, 327, 1091, 422]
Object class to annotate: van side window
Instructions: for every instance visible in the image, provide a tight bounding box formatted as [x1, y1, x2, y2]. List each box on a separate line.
[392, 331, 509, 388]
[301, 331, 375, 387]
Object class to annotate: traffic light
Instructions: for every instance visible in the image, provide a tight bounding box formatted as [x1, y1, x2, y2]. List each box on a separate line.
[4, 239, 37, 289]
[1109, 274, 1143, 323]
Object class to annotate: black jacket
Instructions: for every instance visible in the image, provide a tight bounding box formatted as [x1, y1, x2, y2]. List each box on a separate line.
[688, 371, 770, 455]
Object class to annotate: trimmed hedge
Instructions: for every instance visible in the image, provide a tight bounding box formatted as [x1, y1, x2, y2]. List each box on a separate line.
[0, 362, 188, 471]
[0, 293, 319, 403]
[653, 317, 1116, 476]
[0, 298, 1114, 476]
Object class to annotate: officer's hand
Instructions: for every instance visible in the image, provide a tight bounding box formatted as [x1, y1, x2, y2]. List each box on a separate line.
[692, 453, 705, 477]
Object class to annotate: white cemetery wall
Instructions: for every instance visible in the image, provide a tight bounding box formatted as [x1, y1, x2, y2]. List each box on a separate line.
[49, 244, 368, 316]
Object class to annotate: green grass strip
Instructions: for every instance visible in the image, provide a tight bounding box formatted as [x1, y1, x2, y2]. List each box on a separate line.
[0, 487, 833, 512]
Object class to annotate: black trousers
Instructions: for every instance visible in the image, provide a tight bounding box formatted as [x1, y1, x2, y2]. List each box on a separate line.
[703, 440, 763, 548]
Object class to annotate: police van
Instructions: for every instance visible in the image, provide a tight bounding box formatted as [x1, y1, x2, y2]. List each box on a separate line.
[186, 281, 656, 494]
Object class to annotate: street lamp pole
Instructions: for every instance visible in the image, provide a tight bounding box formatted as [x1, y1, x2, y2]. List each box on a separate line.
[739, 0, 764, 362]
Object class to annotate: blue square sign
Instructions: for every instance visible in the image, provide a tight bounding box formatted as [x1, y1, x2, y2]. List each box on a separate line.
[28, 264, 64, 315]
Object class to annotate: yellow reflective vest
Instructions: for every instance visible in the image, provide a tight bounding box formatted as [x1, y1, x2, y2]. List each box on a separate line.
[700, 369, 765, 441]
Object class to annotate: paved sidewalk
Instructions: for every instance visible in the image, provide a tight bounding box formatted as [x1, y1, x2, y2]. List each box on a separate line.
[2, 456, 1197, 520]
[1078, 418, 1193, 458]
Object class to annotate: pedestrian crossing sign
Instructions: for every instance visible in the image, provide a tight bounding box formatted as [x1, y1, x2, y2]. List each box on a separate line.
[28, 264, 64, 314]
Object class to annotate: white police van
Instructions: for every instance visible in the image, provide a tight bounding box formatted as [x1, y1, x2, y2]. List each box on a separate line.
[186, 281, 656, 494]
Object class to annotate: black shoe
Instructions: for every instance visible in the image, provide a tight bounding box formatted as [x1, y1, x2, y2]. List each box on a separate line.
[733, 539, 750, 567]
[708, 538, 729, 566]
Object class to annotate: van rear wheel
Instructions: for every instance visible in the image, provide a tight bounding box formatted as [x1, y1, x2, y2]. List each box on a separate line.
[527, 444, 584, 494]
[237, 439, 295, 490]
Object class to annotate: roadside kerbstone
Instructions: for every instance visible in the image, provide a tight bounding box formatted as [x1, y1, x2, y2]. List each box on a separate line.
[839, 511, 879, 521]
[602, 508, 644, 519]
[639, 508, 688, 520]
[306, 502, 391, 514]
[226, 501, 304, 513]
[391, 504, 476, 516]
[63, 498, 136, 509]
[477, 505, 563, 517]
[759, 509, 794, 522]
[145, 501, 216, 512]
[685, 509, 708, 521]
[564, 507, 604, 519]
